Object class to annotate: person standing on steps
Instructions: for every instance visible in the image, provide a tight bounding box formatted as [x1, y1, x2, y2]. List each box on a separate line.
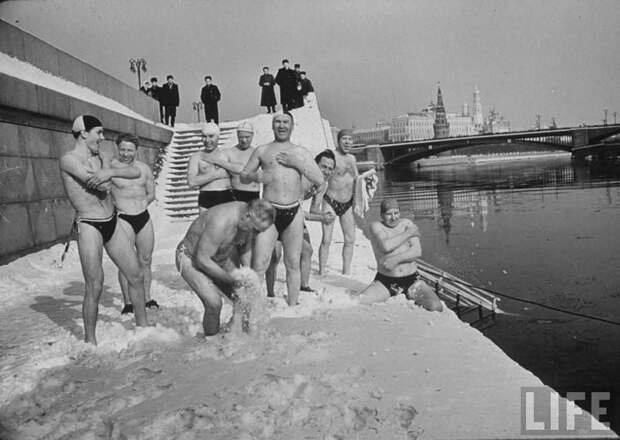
[59, 115, 149, 345]
[187, 122, 235, 213]
[200, 75, 221, 124]
[275, 59, 295, 112]
[160, 75, 179, 127]
[259, 66, 276, 113]
[109, 133, 159, 315]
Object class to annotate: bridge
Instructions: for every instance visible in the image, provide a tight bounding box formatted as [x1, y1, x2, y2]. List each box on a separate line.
[354, 124, 620, 168]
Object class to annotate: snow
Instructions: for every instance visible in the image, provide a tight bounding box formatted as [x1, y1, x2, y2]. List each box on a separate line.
[0, 101, 612, 438]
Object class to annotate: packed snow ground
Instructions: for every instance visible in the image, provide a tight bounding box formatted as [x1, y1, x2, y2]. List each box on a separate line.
[0, 202, 611, 439]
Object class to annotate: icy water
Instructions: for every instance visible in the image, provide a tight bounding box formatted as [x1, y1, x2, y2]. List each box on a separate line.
[371, 157, 620, 432]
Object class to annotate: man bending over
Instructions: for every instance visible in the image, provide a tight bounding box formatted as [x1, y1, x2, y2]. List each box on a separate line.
[175, 200, 275, 336]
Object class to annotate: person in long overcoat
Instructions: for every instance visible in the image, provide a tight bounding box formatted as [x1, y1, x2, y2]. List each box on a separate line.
[259, 67, 276, 113]
[160, 75, 180, 127]
[275, 59, 295, 112]
[148, 77, 164, 123]
[200, 76, 221, 124]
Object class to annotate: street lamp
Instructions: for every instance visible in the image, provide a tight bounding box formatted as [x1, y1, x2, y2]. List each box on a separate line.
[192, 101, 204, 122]
[129, 58, 148, 89]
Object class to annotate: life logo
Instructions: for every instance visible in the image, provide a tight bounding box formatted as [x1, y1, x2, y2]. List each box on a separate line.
[521, 387, 614, 436]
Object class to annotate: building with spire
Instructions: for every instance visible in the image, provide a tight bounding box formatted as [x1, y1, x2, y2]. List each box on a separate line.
[472, 85, 483, 131]
[433, 83, 450, 139]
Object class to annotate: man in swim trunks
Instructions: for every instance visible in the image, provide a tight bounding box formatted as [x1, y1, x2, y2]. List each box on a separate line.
[241, 112, 324, 306]
[359, 198, 442, 311]
[187, 122, 234, 213]
[319, 129, 359, 275]
[59, 115, 149, 345]
[175, 199, 275, 336]
[265, 149, 337, 296]
[109, 133, 158, 314]
[207, 121, 261, 203]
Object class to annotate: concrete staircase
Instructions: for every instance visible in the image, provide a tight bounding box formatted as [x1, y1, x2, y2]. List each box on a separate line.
[157, 123, 237, 220]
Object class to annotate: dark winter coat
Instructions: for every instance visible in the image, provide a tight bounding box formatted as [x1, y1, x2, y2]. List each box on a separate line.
[200, 84, 221, 104]
[159, 83, 180, 107]
[301, 78, 314, 95]
[275, 67, 296, 106]
[259, 73, 276, 107]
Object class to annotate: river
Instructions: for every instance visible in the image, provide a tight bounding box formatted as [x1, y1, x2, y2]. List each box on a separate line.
[369, 157, 620, 432]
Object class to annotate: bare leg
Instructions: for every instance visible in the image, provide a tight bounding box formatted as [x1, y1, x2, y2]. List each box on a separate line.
[407, 281, 444, 312]
[105, 225, 147, 327]
[340, 208, 356, 275]
[135, 219, 155, 302]
[319, 205, 336, 275]
[359, 281, 391, 305]
[177, 252, 225, 335]
[300, 238, 313, 288]
[280, 209, 304, 306]
[116, 219, 136, 306]
[252, 224, 278, 295]
[76, 224, 105, 345]
[266, 242, 282, 297]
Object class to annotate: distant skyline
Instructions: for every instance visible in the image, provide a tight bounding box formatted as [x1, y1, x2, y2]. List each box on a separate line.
[1, 0, 619, 130]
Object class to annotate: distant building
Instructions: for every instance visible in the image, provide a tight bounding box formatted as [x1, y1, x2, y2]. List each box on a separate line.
[484, 108, 511, 133]
[389, 112, 435, 142]
[433, 83, 450, 139]
[472, 85, 483, 132]
[352, 125, 390, 144]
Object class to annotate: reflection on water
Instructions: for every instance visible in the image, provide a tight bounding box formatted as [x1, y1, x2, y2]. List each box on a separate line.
[373, 158, 620, 432]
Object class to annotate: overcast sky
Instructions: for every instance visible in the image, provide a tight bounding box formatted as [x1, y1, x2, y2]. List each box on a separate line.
[2, 0, 619, 129]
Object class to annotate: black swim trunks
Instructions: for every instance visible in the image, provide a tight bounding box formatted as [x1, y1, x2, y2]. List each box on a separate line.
[233, 189, 260, 203]
[76, 212, 118, 244]
[374, 272, 419, 297]
[118, 209, 150, 234]
[324, 193, 354, 217]
[198, 189, 235, 209]
[272, 201, 300, 237]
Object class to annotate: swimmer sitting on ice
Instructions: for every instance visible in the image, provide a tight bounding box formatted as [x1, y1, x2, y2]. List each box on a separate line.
[359, 198, 443, 311]
[175, 200, 275, 336]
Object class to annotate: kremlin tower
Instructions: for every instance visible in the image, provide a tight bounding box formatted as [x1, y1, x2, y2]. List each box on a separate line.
[473, 85, 483, 132]
[433, 82, 450, 139]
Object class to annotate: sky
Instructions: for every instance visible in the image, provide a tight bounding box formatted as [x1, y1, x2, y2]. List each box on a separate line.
[1, 0, 619, 130]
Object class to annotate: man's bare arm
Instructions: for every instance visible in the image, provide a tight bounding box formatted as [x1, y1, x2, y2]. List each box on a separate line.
[385, 237, 422, 266]
[143, 163, 155, 204]
[370, 221, 420, 254]
[193, 226, 236, 286]
[275, 147, 323, 186]
[240, 146, 262, 184]
[60, 154, 110, 192]
[187, 154, 228, 189]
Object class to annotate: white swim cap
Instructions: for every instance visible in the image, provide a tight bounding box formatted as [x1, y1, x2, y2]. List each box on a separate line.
[202, 122, 220, 135]
[237, 121, 254, 134]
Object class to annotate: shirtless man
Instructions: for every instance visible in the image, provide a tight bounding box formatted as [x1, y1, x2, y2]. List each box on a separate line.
[359, 198, 442, 311]
[175, 200, 275, 336]
[187, 122, 234, 213]
[59, 115, 148, 345]
[220, 122, 261, 203]
[266, 149, 337, 296]
[241, 113, 324, 306]
[319, 129, 359, 275]
[109, 133, 158, 314]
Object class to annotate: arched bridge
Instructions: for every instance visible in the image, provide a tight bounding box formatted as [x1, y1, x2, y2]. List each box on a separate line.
[357, 124, 620, 168]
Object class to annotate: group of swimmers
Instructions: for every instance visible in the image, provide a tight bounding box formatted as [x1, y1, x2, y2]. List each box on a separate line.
[60, 113, 441, 345]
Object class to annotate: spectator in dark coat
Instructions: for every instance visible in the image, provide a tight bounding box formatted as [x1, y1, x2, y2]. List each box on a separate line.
[292, 63, 304, 109]
[275, 59, 295, 112]
[160, 75, 180, 127]
[259, 67, 276, 113]
[300, 71, 314, 101]
[148, 77, 164, 123]
[200, 76, 221, 124]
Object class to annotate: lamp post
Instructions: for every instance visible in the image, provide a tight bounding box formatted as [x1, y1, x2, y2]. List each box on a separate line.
[192, 101, 204, 122]
[129, 58, 148, 89]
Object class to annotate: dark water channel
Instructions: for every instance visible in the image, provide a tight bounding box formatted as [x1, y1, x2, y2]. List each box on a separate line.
[369, 157, 620, 432]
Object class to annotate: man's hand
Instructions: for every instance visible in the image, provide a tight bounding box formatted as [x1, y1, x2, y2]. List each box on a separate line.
[321, 211, 336, 224]
[275, 151, 303, 170]
[383, 256, 398, 271]
[86, 169, 112, 188]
